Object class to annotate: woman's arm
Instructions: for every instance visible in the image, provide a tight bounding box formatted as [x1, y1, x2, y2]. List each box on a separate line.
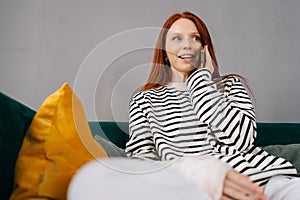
[186, 68, 256, 151]
[125, 93, 161, 161]
[172, 156, 268, 200]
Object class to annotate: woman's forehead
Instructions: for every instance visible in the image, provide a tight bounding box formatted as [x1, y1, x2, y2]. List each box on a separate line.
[168, 18, 199, 35]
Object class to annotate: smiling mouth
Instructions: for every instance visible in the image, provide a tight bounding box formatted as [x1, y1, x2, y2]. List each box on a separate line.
[178, 54, 195, 61]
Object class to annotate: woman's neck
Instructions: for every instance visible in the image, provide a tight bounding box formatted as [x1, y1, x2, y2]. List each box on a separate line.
[170, 69, 189, 82]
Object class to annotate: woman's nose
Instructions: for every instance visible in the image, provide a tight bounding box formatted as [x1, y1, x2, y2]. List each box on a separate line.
[182, 38, 192, 49]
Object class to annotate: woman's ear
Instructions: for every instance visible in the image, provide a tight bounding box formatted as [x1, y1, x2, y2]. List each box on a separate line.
[163, 52, 170, 66]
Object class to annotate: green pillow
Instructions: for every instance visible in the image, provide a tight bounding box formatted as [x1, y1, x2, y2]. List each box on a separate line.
[89, 121, 129, 149]
[94, 135, 126, 157]
[89, 121, 127, 157]
[263, 144, 300, 175]
[0, 92, 36, 200]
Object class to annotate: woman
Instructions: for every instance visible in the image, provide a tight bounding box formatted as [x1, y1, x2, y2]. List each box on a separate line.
[125, 11, 299, 199]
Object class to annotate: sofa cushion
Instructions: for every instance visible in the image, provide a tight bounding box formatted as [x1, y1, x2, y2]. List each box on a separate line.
[89, 121, 129, 149]
[94, 135, 126, 157]
[10, 83, 107, 200]
[0, 92, 36, 200]
[263, 143, 300, 175]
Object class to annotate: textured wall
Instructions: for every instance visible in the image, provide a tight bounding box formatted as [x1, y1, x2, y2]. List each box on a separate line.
[1, 0, 299, 122]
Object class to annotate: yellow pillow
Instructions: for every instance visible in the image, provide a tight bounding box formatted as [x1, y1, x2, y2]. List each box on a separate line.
[10, 83, 107, 200]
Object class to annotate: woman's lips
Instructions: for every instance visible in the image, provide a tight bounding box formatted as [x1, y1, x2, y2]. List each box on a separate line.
[178, 54, 195, 63]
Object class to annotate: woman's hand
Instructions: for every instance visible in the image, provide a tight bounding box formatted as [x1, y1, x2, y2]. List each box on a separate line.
[199, 45, 214, 74]
[221, 169, 269, 200]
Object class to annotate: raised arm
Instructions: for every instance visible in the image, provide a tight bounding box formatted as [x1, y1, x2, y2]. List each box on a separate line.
[186, 68, 256, 151]
[125, 93, 161, 161]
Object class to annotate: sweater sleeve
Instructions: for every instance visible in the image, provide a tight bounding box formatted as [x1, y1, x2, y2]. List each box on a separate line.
[186, 69, 256, 151]
[171, 156, 231, 200]
[125, 93, 161, 161]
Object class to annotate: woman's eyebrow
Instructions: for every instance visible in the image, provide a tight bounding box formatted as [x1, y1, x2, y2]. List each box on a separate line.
[169, 31, 200, 36]
[168, 32, 182, 36]
[189, 32, 200, 35]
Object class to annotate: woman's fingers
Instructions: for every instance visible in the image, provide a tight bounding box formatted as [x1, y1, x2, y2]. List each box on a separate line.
[223, 179, 254, 200]
[199, 47, 205, 69]
[203, 45, 214, 74]
[227, 170, 264, 195]
[223, 170, 268, 200]
[220, 195, 232, 200]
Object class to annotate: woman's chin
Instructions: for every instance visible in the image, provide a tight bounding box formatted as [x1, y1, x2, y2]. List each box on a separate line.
[178, 60, 197, 69]
[182, 64, 196, 72]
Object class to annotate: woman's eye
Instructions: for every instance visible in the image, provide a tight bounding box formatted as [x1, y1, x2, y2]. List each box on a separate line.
[193, 36, 201, 41]
[173, 36, 182, 41]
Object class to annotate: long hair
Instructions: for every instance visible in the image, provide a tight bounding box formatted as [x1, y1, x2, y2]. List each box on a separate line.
[140, 11, 253, 98]
[141, 11, 219, 91]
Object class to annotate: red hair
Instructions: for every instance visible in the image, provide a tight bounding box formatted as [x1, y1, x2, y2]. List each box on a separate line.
[141, 11, 220, 91]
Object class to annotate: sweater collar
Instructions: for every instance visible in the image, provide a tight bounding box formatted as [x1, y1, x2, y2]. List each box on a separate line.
[167, 82, 187, 91]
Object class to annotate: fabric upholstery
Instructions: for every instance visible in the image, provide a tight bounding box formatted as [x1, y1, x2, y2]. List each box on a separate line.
[0, 92, 36, 200]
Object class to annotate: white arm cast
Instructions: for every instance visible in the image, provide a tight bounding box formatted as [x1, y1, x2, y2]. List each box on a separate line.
[171, 156, 231, 200]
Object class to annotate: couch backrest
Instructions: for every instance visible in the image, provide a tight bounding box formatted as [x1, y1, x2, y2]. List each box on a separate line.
[255, 123, 300, 146]
[88, 121, 300, 149]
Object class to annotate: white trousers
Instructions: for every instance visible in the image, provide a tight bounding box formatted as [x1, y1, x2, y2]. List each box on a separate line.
[68, 158, 211, 200]
[68, 158, 300, 200]
[265, 175, 300, 200]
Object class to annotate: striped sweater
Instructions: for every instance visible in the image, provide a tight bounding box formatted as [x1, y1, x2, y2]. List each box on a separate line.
[125, 68, 297, 186]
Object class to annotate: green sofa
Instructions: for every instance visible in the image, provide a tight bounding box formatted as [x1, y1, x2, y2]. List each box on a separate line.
[88, 121, 300, 149]
[1, 92, 300, 200]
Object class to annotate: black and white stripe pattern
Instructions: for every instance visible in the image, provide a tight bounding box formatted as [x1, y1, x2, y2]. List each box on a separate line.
[126, 69, 297, 186]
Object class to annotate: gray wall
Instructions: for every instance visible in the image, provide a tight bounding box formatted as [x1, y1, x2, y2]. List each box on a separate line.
[1, 0, 299, 122]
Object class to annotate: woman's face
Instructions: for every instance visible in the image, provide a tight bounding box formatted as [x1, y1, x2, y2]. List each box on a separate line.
[165, 18, 202, 81]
